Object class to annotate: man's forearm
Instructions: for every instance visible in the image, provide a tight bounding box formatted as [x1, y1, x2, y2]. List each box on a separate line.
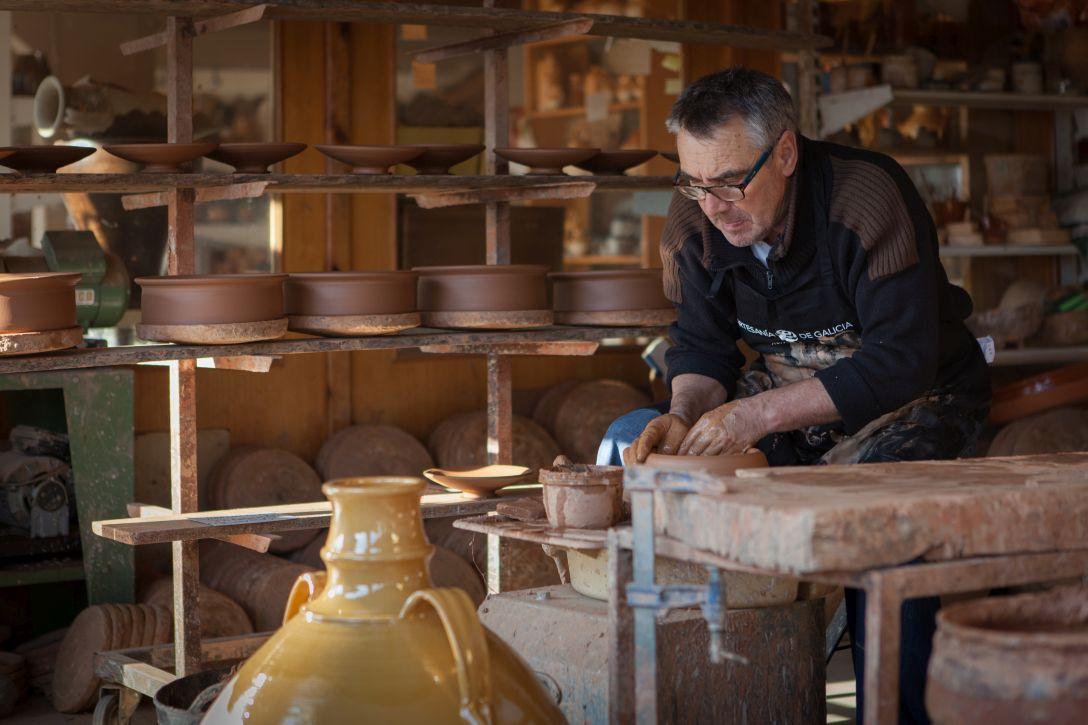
[668, 373, 729, 425]
[747, 377, 841, 434]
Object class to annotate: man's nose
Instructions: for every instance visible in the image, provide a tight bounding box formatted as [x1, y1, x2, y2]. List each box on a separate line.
[701, 193, 732, 216]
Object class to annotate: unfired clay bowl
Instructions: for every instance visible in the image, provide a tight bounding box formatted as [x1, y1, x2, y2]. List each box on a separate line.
[405, 144, 485, 175]
[137, 274, 286, 325]
[423, 465, 531, 499]
[104, 143, 218, 172]
[550, 269, 670, 312]
[207, 143, 307, 173]
[0, 272, 80, 333]
[574, 149, 658, 175]
[0, 145, 95, 173]
[414, 265, 549, 313]
[643, 450, 768, 477]
[314, 145, 423, 175]
[493, 148, 600, 175]
[539, 464, 624, 530]
[285, 272, 418, 316]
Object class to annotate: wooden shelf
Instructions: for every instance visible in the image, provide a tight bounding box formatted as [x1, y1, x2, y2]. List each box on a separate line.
[0, 173, 674, 195]
[939, 245, 1081, 258]
[454, 514, 611, 550]
[564, 254, 643, 266]
[992, 346, 1088, 366]
[0, 1, 831, 50]
[525, 101, 641, 120]
[891, 88, 1088, 111]
[0, 326, 667, 374]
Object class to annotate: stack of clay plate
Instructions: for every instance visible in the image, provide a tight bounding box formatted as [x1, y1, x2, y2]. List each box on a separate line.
[414, 265, 552, 329]
[0, 272, 83, 356]
[52, 603, 171, 713]
[142, 578, 254, 638]
[549, 269, 675, 326]
[200, 541, 317, 631]
[535, 379, 651, 463]
[0, 651, 27, 717]
[206, 447, 323, 553]
[13, 628, 66, 697]
[285, 271, 420, 336]
[315, 424, 434, 479]
[428, 410, 559, 475]
[136, 273, 287, 344]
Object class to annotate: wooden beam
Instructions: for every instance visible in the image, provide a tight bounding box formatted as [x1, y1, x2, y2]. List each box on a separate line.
[122, 181, 269, 210]
[409, 17, 592, 63]
[411, 181, 595, 209]
[127, 503, 275, 552]
[120, 4, 268, 55]
[419, 341, 598, 356]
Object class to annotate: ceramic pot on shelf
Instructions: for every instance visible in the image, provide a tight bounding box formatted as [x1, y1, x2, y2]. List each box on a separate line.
[204, 476, 564, 724]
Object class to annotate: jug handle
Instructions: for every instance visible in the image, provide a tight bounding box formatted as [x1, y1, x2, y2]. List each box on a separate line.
[400, 588, 493, 725]
[282, 571, 327, 625]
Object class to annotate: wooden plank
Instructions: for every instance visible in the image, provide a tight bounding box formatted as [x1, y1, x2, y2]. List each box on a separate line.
[411, 18, 591, 63]
[0, 326, 665, 374]
[93, 490, 539, 545]
[419, 341, 598, 356]
[486, 354, 512, 466]
[607, 529, 635, 723]
[127, 503, 274, 552]
[633, 452, 1088, 575]
[412, 181, 594, 209]
[0, 1, 832, 50]
[121, 3, 268, 55]
[93, 652, 174, 698]
[122, 181, 268, 210]
[891, 88, 1088, 111]
[453, 514, 608, 550]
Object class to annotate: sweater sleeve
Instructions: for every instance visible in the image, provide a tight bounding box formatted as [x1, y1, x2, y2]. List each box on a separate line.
[813, 155, 941, 433]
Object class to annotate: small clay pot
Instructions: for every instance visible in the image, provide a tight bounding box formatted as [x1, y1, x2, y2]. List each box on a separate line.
[493, 147, 600, 175]
[0, 272, 80, 332]
[207, 142, 307, 173]
[103, 142, 218, 173]
[405, 144, 485, 175]
[574, 149, 658, 175]
[0, 145, 95, 173]
[137, 274, 286, 325]
[285, 272, 418, 316]
[313, 145, 423, 175]
[539, 465, 624, 529]
[643, 450, 768, 477]
[550, 269, 670, 312]
[414, 265, 549, 313]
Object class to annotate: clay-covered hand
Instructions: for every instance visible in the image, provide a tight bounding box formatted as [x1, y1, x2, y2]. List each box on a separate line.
[622, 413, 691, 466]
[677, 399, 766, 456]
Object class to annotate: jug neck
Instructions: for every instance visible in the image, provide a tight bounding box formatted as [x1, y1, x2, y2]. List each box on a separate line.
[307, 477, 434, 619]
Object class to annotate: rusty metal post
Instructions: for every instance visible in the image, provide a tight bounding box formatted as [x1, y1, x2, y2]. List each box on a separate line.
[607, 529, 635, 722]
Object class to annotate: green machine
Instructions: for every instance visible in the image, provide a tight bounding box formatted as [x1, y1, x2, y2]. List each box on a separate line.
[1, 231, 129, 330]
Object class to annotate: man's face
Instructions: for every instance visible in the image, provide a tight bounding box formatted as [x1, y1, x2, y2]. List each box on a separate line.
[676, 118, 797, 248]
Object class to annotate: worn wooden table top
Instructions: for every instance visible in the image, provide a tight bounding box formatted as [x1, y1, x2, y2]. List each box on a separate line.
[627, 453, 1088, 575]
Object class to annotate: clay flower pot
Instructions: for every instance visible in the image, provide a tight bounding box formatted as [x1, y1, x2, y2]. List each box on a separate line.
[136, 274, 287, 344]
[0, 272, 80, 332]
[413, 265, 552, 329]
[103, 142, 218, 172]
[423, 464, 531, 499]
[550, 269, 675, 326]
[0, 145, 95, 173]
[644, 450, 768, 477]
[207, 142, 307, 173]
[405, 144, 485, 175]
[285, 271, 420, 336]
[493, 147, 600, 175]
[539, 464, 624, 529]
[313, 145, 423, 175]
[573, 149, 658, 175]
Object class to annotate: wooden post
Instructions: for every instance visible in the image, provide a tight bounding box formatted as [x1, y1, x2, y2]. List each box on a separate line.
[795, 0, 818, 138]
[166, 15, 202, 677]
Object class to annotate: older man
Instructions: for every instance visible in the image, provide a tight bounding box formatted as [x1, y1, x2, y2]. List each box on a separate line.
[599, 68, 990, 723]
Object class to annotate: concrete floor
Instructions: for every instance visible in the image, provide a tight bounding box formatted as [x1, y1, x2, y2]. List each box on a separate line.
[826, 646, 858, 724]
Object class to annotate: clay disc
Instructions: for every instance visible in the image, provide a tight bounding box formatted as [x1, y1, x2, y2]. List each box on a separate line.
[428, 411, 560, 475]
[150, 606, 172, 647]
[51, 606, 112, 713]
[288, 312, 420, 337]
[420, 309, 553, 330]
[316, 424, 434, 479]
[125, 604, 146, 649]
[0, 326, 82, 357]
[208, 447, 322, 553]
[429, 545, 485, 607]
[553, 379, 651, 463]
[0, 653, 24, 677]
[532, 380, 580, 437]
[143, 578, 254, 639]
[137, 317, 288, 345]
[554, 308, 676, 327]
[138, 604, 159, 648]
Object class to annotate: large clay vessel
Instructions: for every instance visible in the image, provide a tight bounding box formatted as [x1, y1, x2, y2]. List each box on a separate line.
[205, 477, 565, 724]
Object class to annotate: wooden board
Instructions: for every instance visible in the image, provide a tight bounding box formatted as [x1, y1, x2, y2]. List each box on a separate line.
[455, 513, 609, 550]
[137, 318, 288, 345]
[555, 309, 677, 327]
[631, 452, 1088, 575]
[420, 310, 554, 330]
[0, 327, 82, 357]
[287, 312, 420, 336]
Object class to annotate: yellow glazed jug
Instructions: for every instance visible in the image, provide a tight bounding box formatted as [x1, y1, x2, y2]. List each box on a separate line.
[204, 477, 565, 724]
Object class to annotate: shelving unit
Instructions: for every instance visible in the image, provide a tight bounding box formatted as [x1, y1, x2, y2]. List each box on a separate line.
[0, 0, 830, 714]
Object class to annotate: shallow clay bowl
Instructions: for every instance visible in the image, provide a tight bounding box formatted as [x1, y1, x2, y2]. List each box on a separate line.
[207, 142, 307, 173]
[643, 450, 768, 477]
[0, 272, 80, 332]
[550, 269, 670, 312]
[493, 147, 600, 175]
[314, 145, 423, 174]
[285, 271, 418, 316]
[104, 142, 218, 172]
[137, 274, 286, 325]
[423, 465, 531, 499]
[0, 145, 95, 173]
[574, 149, 658, 175]
[660, 151, 680, 164]
[990, 362, 1088, 425]
[414, 265, 549, 313]
[405, 144, 485, 174]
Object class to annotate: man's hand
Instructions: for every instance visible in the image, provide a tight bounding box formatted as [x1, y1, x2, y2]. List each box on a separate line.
[622, 413, 691, 466]
[677, 399, 767, 456]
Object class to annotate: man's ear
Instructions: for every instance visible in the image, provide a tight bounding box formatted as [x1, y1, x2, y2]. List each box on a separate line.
[777, 130, 799, 177]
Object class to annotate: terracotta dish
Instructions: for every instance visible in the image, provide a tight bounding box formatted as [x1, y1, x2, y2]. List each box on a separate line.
[493, 147, 600, 175]
[103, 142, 218, 172]
[207, 142, 307, 173]
[550, 269, 674, 326]
[574, 149, 658, 175]
[0, 145, 95, 173]
[990, 362, 1088, 425]
[644, 450, 769, 476]
[405, 144, 485, 174]
[313, 145, 422, 174]
[414, 265, 551, 329]
[137, 274, 286, 325]
[661, 151, 680, 164]
[423, 464, 531, 499]
[285, 271, 417, 316]
[0, 272, 80, 332]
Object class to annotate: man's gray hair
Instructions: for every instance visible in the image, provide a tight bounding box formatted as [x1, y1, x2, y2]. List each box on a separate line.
[665, 67, 798, 149]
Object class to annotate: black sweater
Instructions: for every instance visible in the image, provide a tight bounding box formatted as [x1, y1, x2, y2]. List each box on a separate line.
[661, 136, 990, 434]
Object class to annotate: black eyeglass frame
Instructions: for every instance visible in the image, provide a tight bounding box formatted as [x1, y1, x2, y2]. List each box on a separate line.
[672, 143, 775, 203]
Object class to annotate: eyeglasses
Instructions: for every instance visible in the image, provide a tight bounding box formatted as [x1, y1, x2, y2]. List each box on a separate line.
[673, 145, 773, 203]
